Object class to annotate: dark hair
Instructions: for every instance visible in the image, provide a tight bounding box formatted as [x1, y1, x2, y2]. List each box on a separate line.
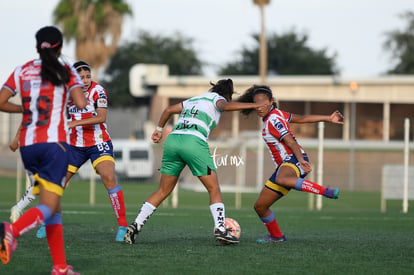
[35, 26, 70, 86]
[209, 79, 234, 102]
[238, 85, 277, 115]
[73, 61, 91, 73]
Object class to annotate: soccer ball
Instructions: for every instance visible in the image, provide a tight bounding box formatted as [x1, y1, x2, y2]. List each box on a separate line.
[224, 218, 241, 239]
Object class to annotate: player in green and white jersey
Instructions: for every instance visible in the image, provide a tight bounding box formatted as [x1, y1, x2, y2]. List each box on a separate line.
[124, 79, 266, 245]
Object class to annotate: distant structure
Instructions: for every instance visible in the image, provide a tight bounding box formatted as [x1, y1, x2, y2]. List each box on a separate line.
[129, 64, 414, 141]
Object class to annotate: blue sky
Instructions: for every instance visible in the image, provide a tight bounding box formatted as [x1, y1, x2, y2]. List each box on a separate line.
[0, 0, 412, 82]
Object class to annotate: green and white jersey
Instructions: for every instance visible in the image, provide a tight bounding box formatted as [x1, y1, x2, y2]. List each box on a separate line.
[171, 92, 226, 142]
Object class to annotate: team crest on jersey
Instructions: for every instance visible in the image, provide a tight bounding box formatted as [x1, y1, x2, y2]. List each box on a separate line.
[84, 92, 89, 98]
[22, 81, 31, 91]
[97, 98, 108, 108]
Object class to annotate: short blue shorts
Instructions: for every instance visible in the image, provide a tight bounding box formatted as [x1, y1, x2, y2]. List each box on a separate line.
[265, 154, 309, 196]
[20, 142, 69, 196]
[68, 141, 115, 174]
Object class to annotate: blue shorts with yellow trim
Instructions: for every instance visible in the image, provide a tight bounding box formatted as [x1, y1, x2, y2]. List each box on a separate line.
[265, 154, 309, 196]
[68, 141, 115, 174]
[20, 142, 70, 197]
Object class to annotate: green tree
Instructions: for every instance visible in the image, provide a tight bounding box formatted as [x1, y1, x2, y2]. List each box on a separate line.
[102, 31, 203, 106]
[53, 0, 132, 74]
[383, 11, 414, 74]
[219, 31, 338, 75]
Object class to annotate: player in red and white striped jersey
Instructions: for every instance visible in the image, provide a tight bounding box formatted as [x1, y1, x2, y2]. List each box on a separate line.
[238, 85, 343, 243]
[9, 61, 128, 243]
[67, 78, 110, 147]
[0, 26, 86, 274]
[65, 61, 127, 242]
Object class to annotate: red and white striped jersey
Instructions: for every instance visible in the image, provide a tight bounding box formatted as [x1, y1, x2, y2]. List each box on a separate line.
[67, 81, 111, 147]
[262, 108, 306, 168]
[2, 59, 82, 146]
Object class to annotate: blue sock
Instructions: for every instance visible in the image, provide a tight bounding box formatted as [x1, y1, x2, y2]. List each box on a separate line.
[295, 178, 305, 191]
[45, 212, 62, 225]
[36, 204, 52, 222]
[260, 211, 275, 223]
[108, 185, 121, 194]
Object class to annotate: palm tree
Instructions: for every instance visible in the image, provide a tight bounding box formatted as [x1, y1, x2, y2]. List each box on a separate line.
[53, 0, 132, 76]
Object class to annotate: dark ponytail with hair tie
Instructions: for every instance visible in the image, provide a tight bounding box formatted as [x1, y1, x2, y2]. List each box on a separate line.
[209, 78, 234, 102]
[35, 26, 70, 86]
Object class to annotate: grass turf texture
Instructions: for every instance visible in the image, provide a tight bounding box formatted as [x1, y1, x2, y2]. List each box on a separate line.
[0, 177, 413, 275]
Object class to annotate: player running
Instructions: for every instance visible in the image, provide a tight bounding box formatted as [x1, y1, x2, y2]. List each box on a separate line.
[238, 85, 343, 243]
[124, 79, 266, 245]
[0, 26, 87, 274]
[9, 60, 128, 242]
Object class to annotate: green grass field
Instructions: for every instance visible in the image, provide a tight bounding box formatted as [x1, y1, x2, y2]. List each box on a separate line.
[0, 177, 413, 275]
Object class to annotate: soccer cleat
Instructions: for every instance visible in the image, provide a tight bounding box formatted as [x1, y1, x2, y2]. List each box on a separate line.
[36, 223, 46, 239]
[51, 265, 80, 275]
[124, 222, 141, 244]
[0, 222, 18, 265]
[256, 234, 287, 243]
[323, 188, 340, 199]
[10, 206, 23, 223]
[214, 228, 240, 245]
[115, 226, 128, 242]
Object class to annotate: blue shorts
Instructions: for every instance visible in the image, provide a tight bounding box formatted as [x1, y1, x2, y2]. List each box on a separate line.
[20, 142, 69, 196]
[68, 141, 115, 174]
[265, 154, 309, 196]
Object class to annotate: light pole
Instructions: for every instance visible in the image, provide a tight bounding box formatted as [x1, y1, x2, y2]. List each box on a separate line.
[253, 0, 270, 84]
[253, 0, 270, 191]
[349, 81, 358, 191]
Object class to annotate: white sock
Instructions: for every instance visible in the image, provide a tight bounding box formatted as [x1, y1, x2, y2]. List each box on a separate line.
[16, 185, 36, 210]
[134, 201, 157, 228]
[210, 202, 226, 231]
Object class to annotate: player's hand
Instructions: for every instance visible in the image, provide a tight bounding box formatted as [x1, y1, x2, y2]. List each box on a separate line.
[152, 130, 163, 143]
[299, 160, 312, 173]
[9, 141, 18, 152]
[68, 121, 76, 129]
[330, 110, 344, 124]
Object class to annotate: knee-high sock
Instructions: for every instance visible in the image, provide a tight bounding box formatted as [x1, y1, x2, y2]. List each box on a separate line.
[15, 185, 36, 211]
[12, 204, 51, 237]
[210, 202, 226, 231]
[260, 210, 283, 238]
[45, 213, 66, 268]
[134, 201, 156, 228]
[295, 178, 326, 195]
[108, 185, 127, 227]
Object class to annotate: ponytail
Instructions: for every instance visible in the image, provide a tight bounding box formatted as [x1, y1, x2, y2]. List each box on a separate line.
[209, 78, 234, 102]
[35, 26, 70, 86]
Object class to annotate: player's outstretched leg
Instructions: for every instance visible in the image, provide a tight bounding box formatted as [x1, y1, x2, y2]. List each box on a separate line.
[295, 178, 340, 199]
